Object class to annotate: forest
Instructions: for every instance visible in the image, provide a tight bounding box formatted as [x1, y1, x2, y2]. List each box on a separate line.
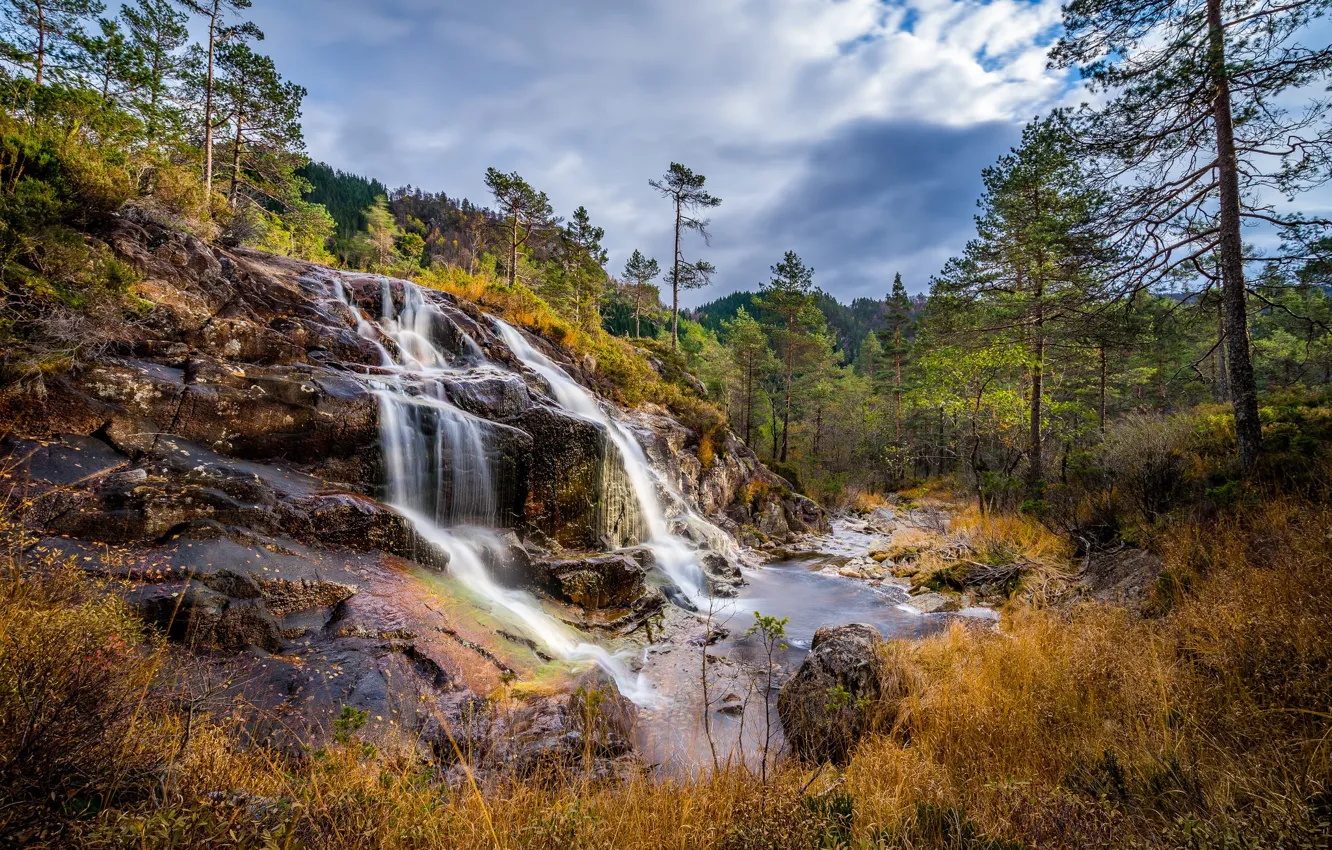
[1, 0, 1332, 848]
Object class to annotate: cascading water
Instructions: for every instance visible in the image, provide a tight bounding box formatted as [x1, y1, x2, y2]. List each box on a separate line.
[493, 319, 734, 608]
[327, 277, 655, 705]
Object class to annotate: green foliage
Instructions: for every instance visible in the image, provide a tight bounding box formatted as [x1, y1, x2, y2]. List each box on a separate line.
[332, 705, 369, 745]
[299, 161, 388, 240]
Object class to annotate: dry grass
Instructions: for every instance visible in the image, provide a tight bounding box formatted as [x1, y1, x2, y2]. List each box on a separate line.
[3, 488, 1331, 847]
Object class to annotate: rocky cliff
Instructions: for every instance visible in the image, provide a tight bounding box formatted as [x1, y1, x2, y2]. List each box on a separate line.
[0, 206, 824, 765]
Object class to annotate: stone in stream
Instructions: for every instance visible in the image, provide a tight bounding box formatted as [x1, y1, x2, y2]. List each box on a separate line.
[908, 591, 962, 614]
[535, 553, 647, 609]
[777, 623, 909, 763]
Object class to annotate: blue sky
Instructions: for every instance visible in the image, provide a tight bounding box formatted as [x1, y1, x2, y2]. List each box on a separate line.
[240, 0, 1077, 303]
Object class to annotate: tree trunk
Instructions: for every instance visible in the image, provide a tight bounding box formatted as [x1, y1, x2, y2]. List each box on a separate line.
[508, 216, 518, 286]
[1208, 0, 1261, 473]
[1027, 300, 1045, 496]
[1215, 295, 1230, 401]
[1098, 343, 1107, 435]
[203, 5, 219, 202]
[633, 287, 641, 338]
[34, 2, 45, 86]
[769, 394, 780, 461]
[813, 405, 823, 457]
[146, 52, 164, 147]
[227, 116, 243, 206]
[894, 330, 903, 445]
[671, 202, 682, 350]
[780, 344, 793, 463]
[743, 364, 753, 446]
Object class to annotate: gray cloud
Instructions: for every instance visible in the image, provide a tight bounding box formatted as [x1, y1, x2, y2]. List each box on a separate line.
[242, 0, 1071, 301]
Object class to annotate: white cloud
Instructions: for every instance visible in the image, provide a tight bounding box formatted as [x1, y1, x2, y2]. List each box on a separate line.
[251, 0, 1078, 298]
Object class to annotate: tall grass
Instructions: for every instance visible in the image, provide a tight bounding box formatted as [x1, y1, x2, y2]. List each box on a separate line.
[3, 496, 1330, 847]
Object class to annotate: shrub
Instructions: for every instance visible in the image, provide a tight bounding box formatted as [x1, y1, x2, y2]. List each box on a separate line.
[0, 565, 169, 816]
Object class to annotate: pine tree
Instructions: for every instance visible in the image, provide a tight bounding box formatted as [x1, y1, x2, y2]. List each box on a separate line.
[757, 251, 824, 463]
[933, 118, 1110, 496]
[622, 249, 660, 338]
[1, 0, 104, 85]
[483, 168, 554, 287]
[72, 16, 141, 105]
[722, 306, 774, 447]
[1052, 0, 1332, 472]
[120, 0, 188, 148]
[212, 41, 304, 210]
[649, 162, 721, 349]
[179, 0, 262, 202]
[563, 205, 607, 327]
[885, 272, 914, 448]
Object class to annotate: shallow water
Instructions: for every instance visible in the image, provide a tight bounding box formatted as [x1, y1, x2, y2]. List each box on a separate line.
[636, 550, 948, 774]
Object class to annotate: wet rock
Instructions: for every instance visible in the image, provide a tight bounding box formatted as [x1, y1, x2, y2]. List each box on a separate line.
[441, 371, 532, 420]
[907, 592, 961, 614]
[662, 584, 698, 611]
[756, 500, 791, 538]
[616, 545, 657, 571]
[427, 669, 637, 777]
[129, 581, 281, 653]
[515, 405, 616, 549]
[536, 553, 647, 608]
[5, 434, 130, 484]
[777, 623, 905, 763]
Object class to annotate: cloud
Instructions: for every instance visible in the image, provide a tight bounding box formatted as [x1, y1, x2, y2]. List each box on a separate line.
[244, 0, 1076, 300]
[727, 119, 1022, 299]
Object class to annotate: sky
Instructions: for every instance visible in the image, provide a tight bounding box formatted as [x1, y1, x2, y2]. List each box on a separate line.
[241, 0, 1079, 304]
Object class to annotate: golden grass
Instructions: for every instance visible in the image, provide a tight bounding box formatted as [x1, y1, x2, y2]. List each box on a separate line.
[5, 493, 1331, 848]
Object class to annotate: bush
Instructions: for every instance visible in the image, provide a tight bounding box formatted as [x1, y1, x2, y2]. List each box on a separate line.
[0, 565, 170, 816]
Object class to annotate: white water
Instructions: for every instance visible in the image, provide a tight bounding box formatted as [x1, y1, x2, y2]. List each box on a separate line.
[328, 277, 655, 705]
[494, 319, 735, 608]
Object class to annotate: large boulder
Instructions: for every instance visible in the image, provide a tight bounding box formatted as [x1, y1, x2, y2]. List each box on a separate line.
[424, 668, 637, 778]
[777, 623, 908, 763]
[128, 581, 282, 653]
[536, 553, 647, 608]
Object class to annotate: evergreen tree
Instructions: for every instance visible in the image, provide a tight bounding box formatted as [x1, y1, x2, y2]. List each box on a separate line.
[622, 249, 659, 338]
[563, 205, 607, 328]
[722, 306, 774, 447]
[212, 41, 304, 210]
[649, 162, 721, 349]
[855, 327, 881, 381]
[885, 271, 915, 449]
[757, 251, 824, 463]
[1052, 0, 1332, 472]
[357, 196, 400, 270]
[483, 167, 554, 287]
[120, 0, 188, 148]
[933, 118, 1109, 496]
[72, 16, 141, 105]
[1, 0, 103, 85]
[179, 0, 261, 202]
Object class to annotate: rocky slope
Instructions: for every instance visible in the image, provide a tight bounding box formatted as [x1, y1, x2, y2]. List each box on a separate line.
[0, 206, 823, 767]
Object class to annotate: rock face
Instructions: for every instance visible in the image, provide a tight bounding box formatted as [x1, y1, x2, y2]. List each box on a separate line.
[777, 623, 905, 763]
[1, 206, 828, 768]
[626, 410, 828, 545]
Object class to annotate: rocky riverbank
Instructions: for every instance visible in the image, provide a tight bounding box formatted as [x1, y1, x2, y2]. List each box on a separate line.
[1, 206, 825, 773]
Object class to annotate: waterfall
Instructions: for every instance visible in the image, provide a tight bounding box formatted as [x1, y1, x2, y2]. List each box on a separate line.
[494, 320, 734, 608]
[328, 277, 654, 705]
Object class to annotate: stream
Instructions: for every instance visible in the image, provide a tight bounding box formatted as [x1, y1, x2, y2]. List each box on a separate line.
[636, 524, 951, 774]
